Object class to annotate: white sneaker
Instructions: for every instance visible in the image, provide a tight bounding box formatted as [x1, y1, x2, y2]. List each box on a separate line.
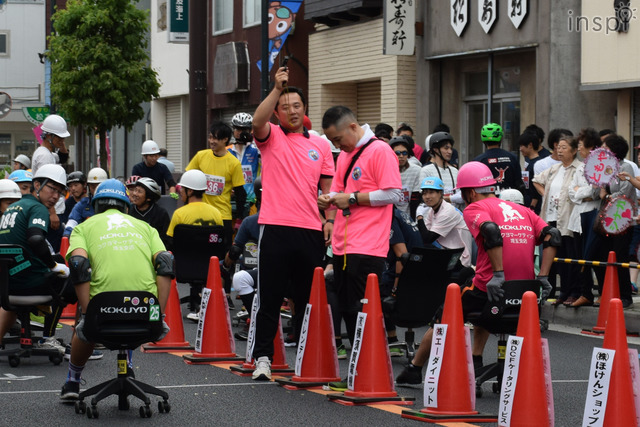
[252, 356, 271, 381]
[186, 311, 200, 322]
[37, 337, 65, 354]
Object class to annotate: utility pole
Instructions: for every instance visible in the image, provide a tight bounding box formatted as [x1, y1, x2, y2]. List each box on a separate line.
[188, 0, 207, 160]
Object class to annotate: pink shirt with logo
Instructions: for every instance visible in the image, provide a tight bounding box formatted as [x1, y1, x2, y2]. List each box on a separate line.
[256, 123, 334, 231]
[463, 197, 547, 292]
[331, 139, 402, 257]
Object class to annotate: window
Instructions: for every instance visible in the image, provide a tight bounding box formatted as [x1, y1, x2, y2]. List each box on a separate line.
[212, 0, 233, 34]
[0, 32, 9, 57]
[243, 0, 261, 27]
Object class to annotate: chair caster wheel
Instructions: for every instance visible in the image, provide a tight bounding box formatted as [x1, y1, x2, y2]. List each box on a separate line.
[475, 385, 483, 398]
[75, 401, 86, 414]
[8, 356, 19, 367]
[140, 405, 152, 418]
[158, 400, 171, 413]
[49, 354, 62, 365]
[492, 382, 500, 393]
[86, 405, 98, 419]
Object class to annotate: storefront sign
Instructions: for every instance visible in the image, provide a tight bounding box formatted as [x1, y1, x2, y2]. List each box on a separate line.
[478, 0, 497, 33]
[451, 0, 469, 36]
[22, 107, 50, 125]
[508, 0, 527, 28]
[384, 0, 415, 55]
[168, 0, 189, 43]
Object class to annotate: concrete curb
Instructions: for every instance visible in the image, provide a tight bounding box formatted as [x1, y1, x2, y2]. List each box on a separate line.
[541, 302, 640, 333]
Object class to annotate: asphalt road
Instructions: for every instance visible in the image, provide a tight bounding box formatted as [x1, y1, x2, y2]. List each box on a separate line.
[1, 283, 639, 426]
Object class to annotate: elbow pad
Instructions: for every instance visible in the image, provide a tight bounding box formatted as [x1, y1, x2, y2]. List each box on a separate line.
[69, 255, 92, 285]
[480, 221, 503, 250]
[541, 225, 562, 248]
[229, 244, 243, 262]
[155, 251, 175, 278]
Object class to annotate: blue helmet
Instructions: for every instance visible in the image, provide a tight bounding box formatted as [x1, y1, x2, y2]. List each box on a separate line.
[9, 170, 33, 183]
[420, 177, 444, 191]
[91, 179, 131, 212]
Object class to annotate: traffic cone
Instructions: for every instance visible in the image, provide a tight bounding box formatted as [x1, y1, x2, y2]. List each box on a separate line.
[59, 236, 77, 320]
[59, 236, 70, 258]
[600, 298, 638, 425]
[230, 315, 294, 376]
[276, 267, 341, 389]
[403, 283, 497, 423]
[328, 273, 414, 406]
[183, 257, 243, 364]
[142, 278, 193, 352]
[585, 251, 620, 335]
[508, 291, 552, 426]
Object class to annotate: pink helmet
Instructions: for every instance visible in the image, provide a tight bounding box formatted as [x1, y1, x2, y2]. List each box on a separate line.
[456, 161, 497, 189]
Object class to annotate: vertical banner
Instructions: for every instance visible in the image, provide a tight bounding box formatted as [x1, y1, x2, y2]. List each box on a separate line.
[383, 0, 415, 55]
[629, 349, 640, 426]
[245, 294, 259, 362]
[424, 324, 448, 408]
[256, 1, 304, 72]
[194, 287, 212, 353]
[582, 348, 616, 427]
[169, 0, 189, 43]
[347, 312, 367, 391]
[499, 335, 524, 427]
[541, 338, 555, 427]
[294, 303, 312, 376]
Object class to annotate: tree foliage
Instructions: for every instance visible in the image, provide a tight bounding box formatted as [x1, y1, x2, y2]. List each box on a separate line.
[47, 0, 160, 169]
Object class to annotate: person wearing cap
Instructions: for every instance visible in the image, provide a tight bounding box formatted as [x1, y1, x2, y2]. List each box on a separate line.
[389, 136, 421, 218]
[60, 179, 172, 401]
[9, 169, 33, 195]
[419, 132, 459, 204]
[63, 168, 108, 238]
[0, 164, 73, 356]
[131, 140, 177, 196]
[396, 162, 559, 386]
[12, 154, 31, 171]
[474, 123, 525, 193]
[62, 171, 87, 228]
[127, 176, 170, 247]
[228, 112, 261, 217]
[396, 123, 424, 162]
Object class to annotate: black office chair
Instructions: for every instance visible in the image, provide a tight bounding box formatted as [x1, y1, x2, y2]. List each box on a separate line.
[172, 224, 226, 311]
[466, 279, 541, 397]
[0, 244, 64, 367]
[387, 247, 464, 361]
[74, 291, 169, 419]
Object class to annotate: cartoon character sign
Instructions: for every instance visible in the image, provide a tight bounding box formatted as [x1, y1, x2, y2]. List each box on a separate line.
[257, 1, 303, 72]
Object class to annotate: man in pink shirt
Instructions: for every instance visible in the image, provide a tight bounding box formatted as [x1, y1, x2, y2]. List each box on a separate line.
[396, 161, 559, 386]
[318, 106, 402, 366]
[250, 66, 335, 381]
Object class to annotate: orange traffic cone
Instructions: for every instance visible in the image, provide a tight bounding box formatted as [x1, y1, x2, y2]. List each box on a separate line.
[403, 283, 496, 423]
[58, 236, 77, 320]
[585, 251, 621, 335]
[328, 273, 414, 406]
[508, 291, 552, 426]
[183, 257, 243, 364]
[59, 236, 70, 258]
[599, 298, 638, 425]
[142, 279, 193, 352]
[277, 267, 341, 389]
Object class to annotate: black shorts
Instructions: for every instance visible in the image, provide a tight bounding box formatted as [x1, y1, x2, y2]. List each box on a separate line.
[429, 282, 487, 327]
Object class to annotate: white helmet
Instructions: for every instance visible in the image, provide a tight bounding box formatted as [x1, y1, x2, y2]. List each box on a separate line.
[179, 170, 207, 191]
[87, 167, 108, 183]
[33, 164, 67, 188]
[41, 114, 70, 138]
[13, 154, 31, 169]
[499, 189, 524, 205]
[141, 140, 161, 155]
[231, 112, 253, 128]
[424, 134, 433, 152]
[0, 179, 22, 200]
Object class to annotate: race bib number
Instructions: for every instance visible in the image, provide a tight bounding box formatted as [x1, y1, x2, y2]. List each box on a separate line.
[205, 175, 225, 196]
[444, 186, 454, 197]
[242, 165, 253, 184]
[149, 304, 160, 321]
[399, 187, 410, 205]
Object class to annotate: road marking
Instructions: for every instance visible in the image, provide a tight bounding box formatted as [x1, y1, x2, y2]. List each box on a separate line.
[0, 373, 45, 381]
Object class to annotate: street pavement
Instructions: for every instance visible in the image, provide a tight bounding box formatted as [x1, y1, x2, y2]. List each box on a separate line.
[0, 282, 639, 426]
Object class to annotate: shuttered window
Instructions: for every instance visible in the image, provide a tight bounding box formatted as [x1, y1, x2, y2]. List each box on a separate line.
[356, 80, 381, 126]
[166, 97, 183, 171]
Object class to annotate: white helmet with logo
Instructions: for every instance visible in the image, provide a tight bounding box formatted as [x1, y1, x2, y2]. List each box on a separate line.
[179, 170, 207, 191]
[33, 164, 67, 188]
[87, 167, 108, 184]
[0, 179, 22, 200]
[499, 188, 524, 205]
[13, 154, 31, 169]
[41, 114, 70, 138]
[141, 140, 161, 155]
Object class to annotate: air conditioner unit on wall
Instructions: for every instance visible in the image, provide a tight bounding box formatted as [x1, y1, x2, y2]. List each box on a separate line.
[213, 42, 250, 94]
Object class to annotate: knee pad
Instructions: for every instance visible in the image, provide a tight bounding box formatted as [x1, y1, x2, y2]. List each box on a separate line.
[233, 270, 256, 295]
[69, 255, 91, 285]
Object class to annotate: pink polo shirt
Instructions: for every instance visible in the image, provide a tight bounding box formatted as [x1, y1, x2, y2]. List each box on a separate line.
[331, 139, 401, 257]
[463, 197, 548, 291]
[256, 123, 334, 231]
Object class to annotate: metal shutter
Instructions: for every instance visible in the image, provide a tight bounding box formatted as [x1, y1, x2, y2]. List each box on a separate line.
[357, 80, 381, 126]
[166, 97, 183, 171]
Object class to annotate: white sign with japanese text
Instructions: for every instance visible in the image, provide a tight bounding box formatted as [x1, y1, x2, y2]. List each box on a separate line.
[450, 0, 469, 37]
[294, 303, 312, 376]
[541, 338, 555, 427]
[424, 324, 448, 408]
[478, 0, 497, 33]
[582, 348, 616, 427]
[508, 0, 528, 29]
[347, 312, 367, 391]
[628, 349, 640, 426]
[194, 287, 211, 353]
[499, 335, 524, 427]
[245, 294, 258, 362]
[384, 0, 415, 55]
